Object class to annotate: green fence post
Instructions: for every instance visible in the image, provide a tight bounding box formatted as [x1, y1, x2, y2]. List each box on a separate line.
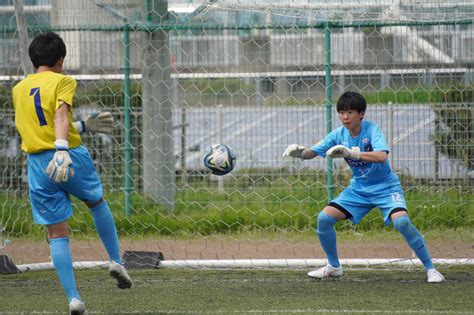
[325, 24, 335, 201]
[124, 24, 132, 217]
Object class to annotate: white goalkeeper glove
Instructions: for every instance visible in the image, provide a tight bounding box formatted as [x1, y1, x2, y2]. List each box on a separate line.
[326, 145, 361, 160]
[45, 140, 74, 182]
[73, 111, 114, 134]
[282, 144, 306, 159]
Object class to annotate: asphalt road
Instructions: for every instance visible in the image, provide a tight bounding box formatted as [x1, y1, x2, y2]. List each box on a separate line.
[173, 104, 471, 179]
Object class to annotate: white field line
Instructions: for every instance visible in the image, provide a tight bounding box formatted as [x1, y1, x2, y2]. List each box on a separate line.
[33, 309, 472, 314]
[239, 111, 322, 162]
[393, 115, 434, 144]
[2, 309, 473, 314]
[224, 112, 278, 143]
[184, 111, 277, 166]
[183, 113, 243, 152]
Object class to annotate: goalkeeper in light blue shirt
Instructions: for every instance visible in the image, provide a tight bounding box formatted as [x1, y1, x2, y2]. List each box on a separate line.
[283, 91, 444, 283]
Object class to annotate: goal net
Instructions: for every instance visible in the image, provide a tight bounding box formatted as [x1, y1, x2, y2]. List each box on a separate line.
[0, 0, 472, 271]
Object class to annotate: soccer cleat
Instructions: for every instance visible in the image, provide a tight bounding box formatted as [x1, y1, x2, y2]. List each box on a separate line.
[307, 264, 343, 279]
[109, 260, 132, 289]
[427, 269, 445, 283]
[69, 298, 87, 315]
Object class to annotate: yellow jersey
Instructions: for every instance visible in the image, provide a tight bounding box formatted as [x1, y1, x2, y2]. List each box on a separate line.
[12, 71, 81, 153]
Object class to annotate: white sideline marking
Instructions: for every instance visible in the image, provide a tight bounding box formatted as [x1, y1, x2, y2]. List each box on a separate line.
[68, 310, 473, 314]
[184, 111, 277, 166]
[229, 112, 278, 141]
[3, 310, 472, 314]
[393, 115, 434, 143]
[239, 110, 319, 161]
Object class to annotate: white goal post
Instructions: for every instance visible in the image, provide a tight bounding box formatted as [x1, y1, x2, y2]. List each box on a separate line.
[14, 258, 474, 273]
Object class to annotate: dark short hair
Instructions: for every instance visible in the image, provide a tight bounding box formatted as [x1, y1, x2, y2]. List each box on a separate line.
[336, 91, 367, 113]
[28, 32, 66, 69]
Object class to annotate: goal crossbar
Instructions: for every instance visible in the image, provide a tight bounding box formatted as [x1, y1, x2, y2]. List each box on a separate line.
[1, 67, 470, 82]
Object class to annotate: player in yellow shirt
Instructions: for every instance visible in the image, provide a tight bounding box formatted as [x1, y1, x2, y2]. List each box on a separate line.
[12, 32, 131, 315]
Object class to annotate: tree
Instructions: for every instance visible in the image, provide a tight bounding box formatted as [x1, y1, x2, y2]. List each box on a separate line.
[431, 84, 474, 171]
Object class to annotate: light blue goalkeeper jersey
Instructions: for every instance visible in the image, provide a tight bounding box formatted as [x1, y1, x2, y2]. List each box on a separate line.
[311, 120, 400, 193]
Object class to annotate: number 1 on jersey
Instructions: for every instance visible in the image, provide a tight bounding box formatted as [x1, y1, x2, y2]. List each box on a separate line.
[30, 87, 47, 126]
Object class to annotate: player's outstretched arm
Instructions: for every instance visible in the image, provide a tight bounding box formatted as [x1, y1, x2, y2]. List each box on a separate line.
[282, 144, 317, 160]
[73, 111, 114, 134]
[282, 144, 305, 159]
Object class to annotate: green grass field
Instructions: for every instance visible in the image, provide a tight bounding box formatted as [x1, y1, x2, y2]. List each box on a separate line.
[1, 266, 473, 314]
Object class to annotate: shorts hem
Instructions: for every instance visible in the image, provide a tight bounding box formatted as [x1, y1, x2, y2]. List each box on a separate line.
[33, 212, 73, 225]
[328, 202, 353, 219]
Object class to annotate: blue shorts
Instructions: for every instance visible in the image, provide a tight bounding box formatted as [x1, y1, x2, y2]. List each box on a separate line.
[27, 145, 104, 225]
[330, 185, 407, 225]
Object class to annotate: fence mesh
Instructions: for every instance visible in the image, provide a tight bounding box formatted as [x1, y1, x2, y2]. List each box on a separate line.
[0, 0, 472, 266]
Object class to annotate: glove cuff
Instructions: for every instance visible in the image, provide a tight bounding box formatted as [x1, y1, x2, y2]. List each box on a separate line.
[351, 147, 361, 160]
[72, 121, 85, 133]
[54, 139, 69, 151]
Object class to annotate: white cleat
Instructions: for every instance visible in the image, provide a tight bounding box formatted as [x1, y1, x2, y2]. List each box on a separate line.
[308, 264, 343, 279]
[109, 260, 132, 289]
[427, 269, 445, 283]
[69, 298, 87, 315]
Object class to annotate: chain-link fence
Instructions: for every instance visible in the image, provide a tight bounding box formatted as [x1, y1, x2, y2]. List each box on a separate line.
[0, 0, 472, 266]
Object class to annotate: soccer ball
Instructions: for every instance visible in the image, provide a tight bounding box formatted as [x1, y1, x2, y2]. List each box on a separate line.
[203, 144, 236, 176]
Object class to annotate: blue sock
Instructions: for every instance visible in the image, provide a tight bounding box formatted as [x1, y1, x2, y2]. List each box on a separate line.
[91, 200, 122, 264]
[49, 237, 81, 302]
[393, 216, 434, 270]
[317, 212, 340, 268]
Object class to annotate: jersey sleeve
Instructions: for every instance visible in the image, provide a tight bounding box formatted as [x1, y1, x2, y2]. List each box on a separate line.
[56, 76, 77, 109]
[310, 129, 339, 158]
[370, 124, 389, 152]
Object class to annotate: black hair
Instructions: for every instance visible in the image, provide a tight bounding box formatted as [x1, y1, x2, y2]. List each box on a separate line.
[28, 32, 66, 69]
[336, 91, 367, 113]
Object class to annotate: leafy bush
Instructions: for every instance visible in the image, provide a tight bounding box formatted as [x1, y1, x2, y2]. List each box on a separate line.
[75, 82, 142, 109]
[363, 87, 445, 104]
[431, 83, 474, 170]
[183, 79, 256, 97]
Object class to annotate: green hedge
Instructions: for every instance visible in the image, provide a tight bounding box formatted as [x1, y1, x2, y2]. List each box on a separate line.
[1, 175, 472, 237]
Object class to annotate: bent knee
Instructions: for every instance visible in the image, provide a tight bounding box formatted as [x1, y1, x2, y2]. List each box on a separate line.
[47, 221, 70, 239]
[317, 211, 338, 230]
[393, 215, 412, 232]
[84, 196, 104, 208]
